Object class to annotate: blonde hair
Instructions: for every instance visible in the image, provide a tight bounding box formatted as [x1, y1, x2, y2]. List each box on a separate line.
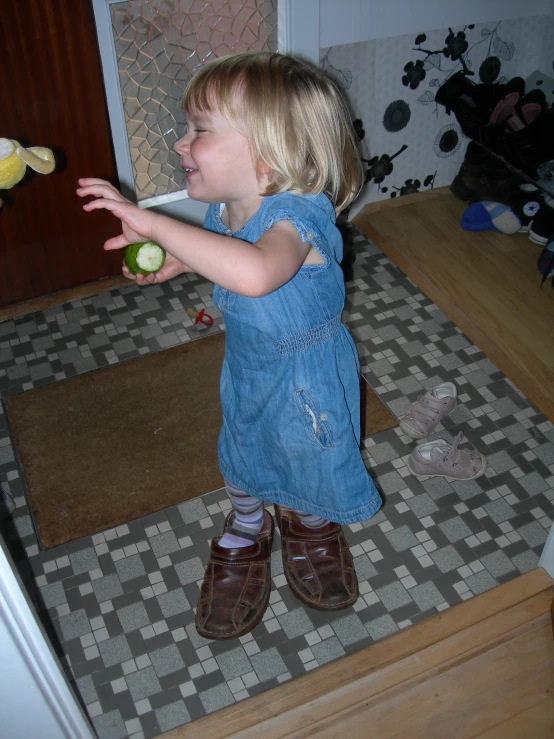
[183, 52, 363, 213]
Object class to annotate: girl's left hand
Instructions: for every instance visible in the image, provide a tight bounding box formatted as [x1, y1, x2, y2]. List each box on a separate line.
[76, 178, 155, 251]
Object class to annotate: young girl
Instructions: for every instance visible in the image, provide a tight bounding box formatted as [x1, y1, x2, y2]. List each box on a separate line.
[78, 51, 382, 640]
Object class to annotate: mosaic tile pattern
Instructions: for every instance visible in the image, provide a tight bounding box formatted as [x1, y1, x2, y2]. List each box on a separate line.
[1, 229, 553, 739]
[110, 0, 278, 200]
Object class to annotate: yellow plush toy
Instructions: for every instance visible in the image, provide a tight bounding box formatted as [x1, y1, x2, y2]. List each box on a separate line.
[0, 137, 55, 194]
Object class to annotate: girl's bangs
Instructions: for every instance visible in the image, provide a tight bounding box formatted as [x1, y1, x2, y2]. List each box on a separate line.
[184, 65, 242, 120]
[184, 76, 219, 114]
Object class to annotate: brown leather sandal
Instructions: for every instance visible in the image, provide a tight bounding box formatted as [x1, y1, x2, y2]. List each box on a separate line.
[195, 509, 274, 640]
[275, 506, 358, 611]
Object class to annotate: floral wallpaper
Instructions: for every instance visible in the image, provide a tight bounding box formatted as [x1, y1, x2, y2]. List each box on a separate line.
[321, 14, 554, 216]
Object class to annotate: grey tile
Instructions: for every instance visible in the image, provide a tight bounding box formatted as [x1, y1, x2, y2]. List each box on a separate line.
[481, 551, 517, 578]
[311, 637, 346, 665]
[518, 472, 550, 497]
[126, 666, 162, 701]
[91, 709, 127, 739]
[92, 574, 125, 603]
[483, 500, 516, 524]
[465, 570, 497, 595]
[491, 397, 521, 417]
[376, 581, 413, 611]
[117, 602, 151, 633]
[443, 335, 471, 352]
[487, 451, 517, 473]
[402, 340, 427, 358]
[354, 554, 378, 581]
[368, 358, 395, 377]
[516, 522, 548, 547]
[410, 582, 445, 611]
[448, 405, 475, 425]
[278, 608, 315, 639]
[150, 644, 186, 677]
[59, 609, 91, 641]
[364, 614, 398, 641]
[156, 700, 191, 731]
[430, 545, 465, 573]
[114, 554, 147, 583]
[330, 613, 368, 647]
[99, 635, 133, 668]
[75, 674, 99, 706]
[69, 547, 100, 575]
[385, 526, 421, 552]
[175, 557, 205, 585]
[511, 550, 540, 573]
[421, 477, 455, 501]
[38, 580, 67, 609]
[150, 531, 181, 558]
[407, 493, 439, 518]
[199, 683, 235, 714]
[394, 375, 424, 395]
[250, 648, 288, 682]
[464, 370, 491, 388]
[535, 443, 554, 466]
[502, 424, 532, 445]
[450, 479, 484, 501]
[216, 646, 253, 681]
[378, 471, 408, 495]
[369, 441, 400, 465]
[439, 517, 473, 543]
[157, 588, 191, 618]
[185, 622, 212, 650]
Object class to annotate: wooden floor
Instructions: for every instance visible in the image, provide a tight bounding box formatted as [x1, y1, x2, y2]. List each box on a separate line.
[160, 568, 554, 739]
[353, 187, 554, 424]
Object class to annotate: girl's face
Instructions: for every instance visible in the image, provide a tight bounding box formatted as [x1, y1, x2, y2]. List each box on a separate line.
[174, 108, 264, 212]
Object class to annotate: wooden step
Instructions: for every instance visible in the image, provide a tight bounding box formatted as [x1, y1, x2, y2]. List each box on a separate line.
[161, 568, 554, 738]
[353, 188, 554, 423]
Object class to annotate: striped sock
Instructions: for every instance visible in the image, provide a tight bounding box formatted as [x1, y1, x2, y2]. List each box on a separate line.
[291, 508, 330, 529]
[218, 481, 264, 549]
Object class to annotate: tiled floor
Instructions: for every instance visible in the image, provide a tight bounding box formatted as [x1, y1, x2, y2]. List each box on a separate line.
[1, 229, 553, 739]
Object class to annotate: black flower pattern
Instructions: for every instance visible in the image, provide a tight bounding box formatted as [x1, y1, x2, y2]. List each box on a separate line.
[400, 178, 421, 195]
[390, 172, 436, 198]
[363, 145, 408, 185]
[433, 123, 462, 158]
[365, 155, 394, 184]
[479, 55, 501, 83]
[402, 60, 426, 90]
[443, 29, 469, 61]
[383, 100, 411, 132]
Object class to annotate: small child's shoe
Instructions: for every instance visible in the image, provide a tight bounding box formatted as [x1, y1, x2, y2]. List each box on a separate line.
[407, 432, 487, 481]
[399, 382, 457, 439]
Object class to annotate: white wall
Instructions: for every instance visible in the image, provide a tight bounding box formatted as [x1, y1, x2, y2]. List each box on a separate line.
[0, 536, 94, 739]
[320, 0, 554, 47]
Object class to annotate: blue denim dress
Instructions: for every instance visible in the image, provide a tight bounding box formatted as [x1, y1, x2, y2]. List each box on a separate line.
[204, 192, 382, 524]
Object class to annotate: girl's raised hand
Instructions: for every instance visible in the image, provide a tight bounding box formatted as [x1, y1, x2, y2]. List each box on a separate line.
[76, 178, 154, 251]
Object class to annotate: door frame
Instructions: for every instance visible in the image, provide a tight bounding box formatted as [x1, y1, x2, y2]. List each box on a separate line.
[91, 0, 319, 224]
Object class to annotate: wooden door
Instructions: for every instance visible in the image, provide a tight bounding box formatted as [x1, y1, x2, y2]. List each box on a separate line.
[0, 0, 123, 309]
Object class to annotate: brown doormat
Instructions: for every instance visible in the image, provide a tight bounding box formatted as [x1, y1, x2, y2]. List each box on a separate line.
[6, 332, 396, 549]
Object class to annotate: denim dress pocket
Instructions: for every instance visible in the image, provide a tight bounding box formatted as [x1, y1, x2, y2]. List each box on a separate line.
[294, 388, 334, 450]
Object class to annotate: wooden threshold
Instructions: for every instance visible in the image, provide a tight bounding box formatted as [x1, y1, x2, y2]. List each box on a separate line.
[353, 187, 554, 423]
[161, 568, 554, 739]
[0, 275, 130, 323]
